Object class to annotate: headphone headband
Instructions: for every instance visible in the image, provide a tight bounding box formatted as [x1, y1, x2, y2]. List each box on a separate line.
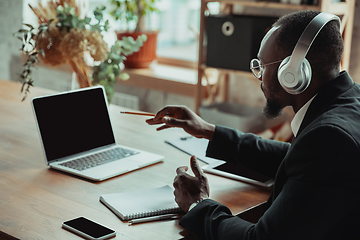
[287, 12, 341, 69]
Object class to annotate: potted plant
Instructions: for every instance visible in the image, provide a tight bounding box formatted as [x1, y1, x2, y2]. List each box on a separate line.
[109, 0, 159, 68]
[14, 0, 146, 103]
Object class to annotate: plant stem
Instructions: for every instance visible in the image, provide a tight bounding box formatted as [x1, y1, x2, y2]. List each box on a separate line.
[68, 57, 92, 88]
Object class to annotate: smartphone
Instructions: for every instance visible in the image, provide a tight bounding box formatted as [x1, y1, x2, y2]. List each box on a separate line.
[62, 216, 116, 240]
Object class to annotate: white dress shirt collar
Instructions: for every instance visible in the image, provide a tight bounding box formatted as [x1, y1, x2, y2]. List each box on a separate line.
[291, 95, 316, 137]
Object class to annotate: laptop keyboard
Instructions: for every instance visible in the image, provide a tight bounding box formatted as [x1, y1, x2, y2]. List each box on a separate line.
[59, 147, 140, 171]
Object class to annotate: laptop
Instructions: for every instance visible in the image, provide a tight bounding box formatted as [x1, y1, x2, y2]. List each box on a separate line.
[32, 86, 164, 181]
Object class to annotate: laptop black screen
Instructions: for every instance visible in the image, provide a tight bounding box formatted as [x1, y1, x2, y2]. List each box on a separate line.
[32, 87, 115, 162]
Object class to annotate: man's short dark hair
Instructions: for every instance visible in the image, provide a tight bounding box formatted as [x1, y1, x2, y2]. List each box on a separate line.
[273, 10, 344, 78]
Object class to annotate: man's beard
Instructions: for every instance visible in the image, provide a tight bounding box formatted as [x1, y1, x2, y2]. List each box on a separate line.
[263, 97, 283, 119]
[260, 81, 284, 119]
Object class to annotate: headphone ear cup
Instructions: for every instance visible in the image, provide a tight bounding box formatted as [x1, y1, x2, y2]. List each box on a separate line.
[277, 57, 312, 94]
[278, 56, 295, 91]
[278, 56, 291, 83]
[300, 58, 312, 91]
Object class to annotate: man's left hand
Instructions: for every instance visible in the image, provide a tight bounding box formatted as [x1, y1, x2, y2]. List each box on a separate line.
[173, 156, 210, 212]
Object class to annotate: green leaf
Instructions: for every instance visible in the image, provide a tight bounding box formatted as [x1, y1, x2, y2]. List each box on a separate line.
[23, 23, 34, 31]
[119, 73, 130, 81]
[17, 29, 30, 33]
[71, 18, 78, 28]
[99, 79, 107, 86]
[57, 5, 64, 12]
[139, 34, 147, 41]
[84, 17, 91, 24]
[39, 48, 45, 57]
[97, 71, 108, 80]
[69, 7, 76, 15]
[108, 72, 115, 81]
[104, 20, 110, 31]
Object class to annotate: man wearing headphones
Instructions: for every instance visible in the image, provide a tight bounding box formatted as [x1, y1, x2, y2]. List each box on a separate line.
[146, 10, 360, 239]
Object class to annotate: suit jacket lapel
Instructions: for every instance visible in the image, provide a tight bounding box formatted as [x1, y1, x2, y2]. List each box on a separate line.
[297, 71, 354, 137]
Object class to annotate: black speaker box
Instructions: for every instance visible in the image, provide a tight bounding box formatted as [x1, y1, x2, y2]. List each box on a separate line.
[205, 14, 278, 71]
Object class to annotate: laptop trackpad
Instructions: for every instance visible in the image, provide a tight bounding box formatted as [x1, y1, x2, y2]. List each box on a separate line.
[103, 159, 139, 172]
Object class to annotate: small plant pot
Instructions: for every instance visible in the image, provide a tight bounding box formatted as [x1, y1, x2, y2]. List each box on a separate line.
[116, 31, 158, 68]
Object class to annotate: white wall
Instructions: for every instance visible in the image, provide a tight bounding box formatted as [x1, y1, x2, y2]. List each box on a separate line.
[0, 0, 24, 81]
[349, 0, 360, 83]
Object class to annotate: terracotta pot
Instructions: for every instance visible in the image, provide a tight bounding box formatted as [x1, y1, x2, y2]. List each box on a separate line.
[116, 31, 158, 68]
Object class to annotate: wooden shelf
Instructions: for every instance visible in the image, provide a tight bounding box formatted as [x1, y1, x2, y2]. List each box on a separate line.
[205, 0, 320, 11]
[204, 0, 350, 14]
[121, 63, 208, 98]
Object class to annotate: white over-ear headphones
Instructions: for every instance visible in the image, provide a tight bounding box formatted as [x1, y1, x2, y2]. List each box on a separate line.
[277, 12, 341, 95]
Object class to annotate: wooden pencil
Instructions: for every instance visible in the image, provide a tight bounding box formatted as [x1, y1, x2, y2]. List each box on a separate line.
[120, 111, 156, 117]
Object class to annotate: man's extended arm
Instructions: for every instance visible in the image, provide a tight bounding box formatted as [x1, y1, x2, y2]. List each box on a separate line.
[207, 125, 290, 179]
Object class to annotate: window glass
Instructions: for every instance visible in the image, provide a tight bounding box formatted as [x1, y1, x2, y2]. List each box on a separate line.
[151, 0, 219, 63]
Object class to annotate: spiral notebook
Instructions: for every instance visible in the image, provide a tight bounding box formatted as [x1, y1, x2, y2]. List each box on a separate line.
[99, 185, 182, 221]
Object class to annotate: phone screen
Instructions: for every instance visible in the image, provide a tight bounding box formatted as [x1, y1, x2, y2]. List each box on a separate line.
[63, 217, 115, 239]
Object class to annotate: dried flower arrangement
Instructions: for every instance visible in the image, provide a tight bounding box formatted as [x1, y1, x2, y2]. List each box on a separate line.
[14, 0, 147, 102]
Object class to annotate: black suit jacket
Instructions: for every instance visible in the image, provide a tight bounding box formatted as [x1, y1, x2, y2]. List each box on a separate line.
[180, 71, 360, 240]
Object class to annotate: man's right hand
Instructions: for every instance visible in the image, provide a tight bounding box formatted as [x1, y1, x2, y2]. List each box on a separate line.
[146, 105, 215, 140]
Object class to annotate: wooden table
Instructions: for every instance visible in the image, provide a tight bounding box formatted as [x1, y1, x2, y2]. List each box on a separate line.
[0, 79, 270, 240]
